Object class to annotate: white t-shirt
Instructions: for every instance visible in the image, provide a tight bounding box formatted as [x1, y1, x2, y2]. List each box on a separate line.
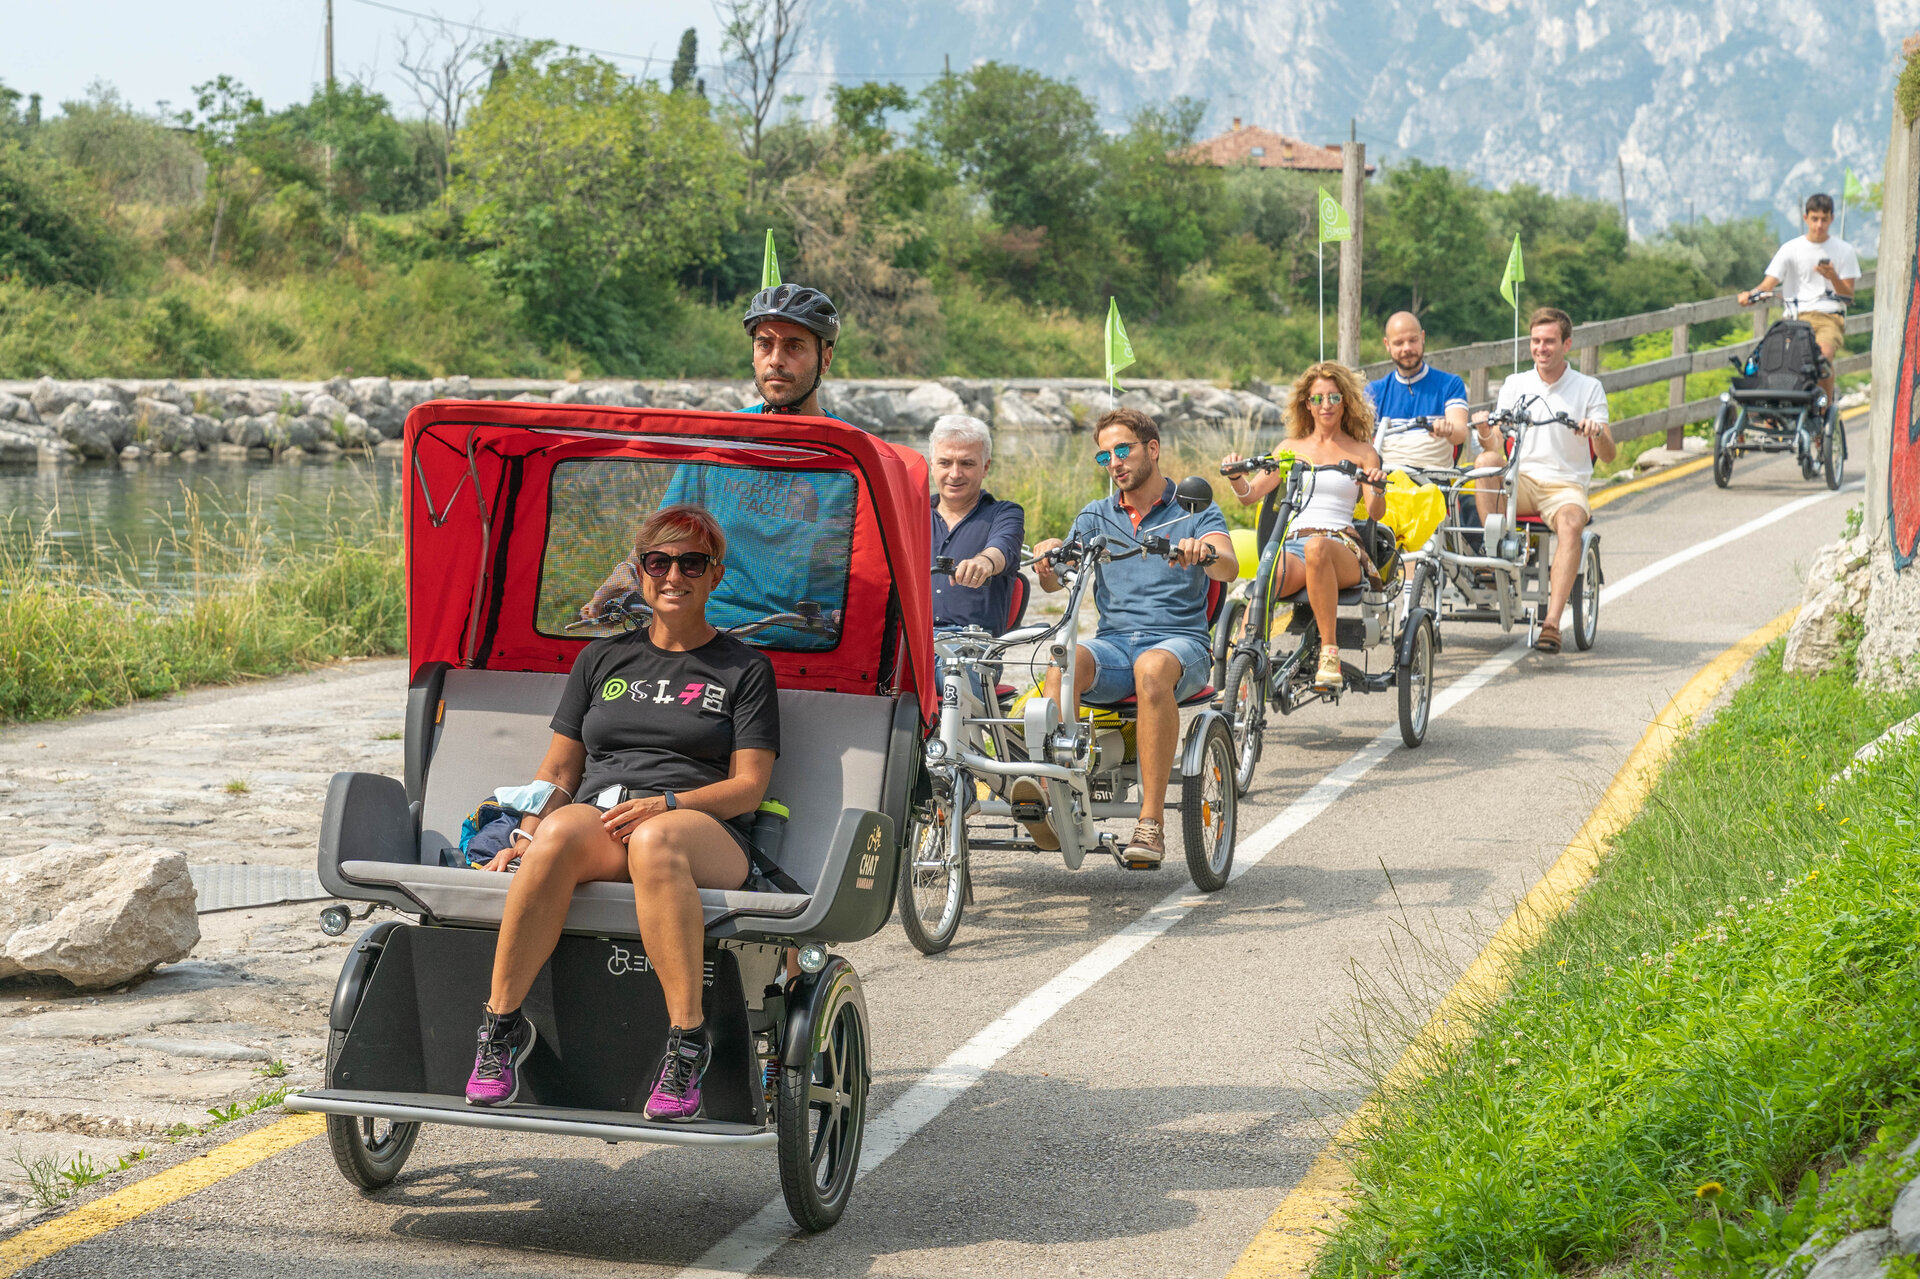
[1763, 234, 1861, 315]
[1495, 365, 1609, 486]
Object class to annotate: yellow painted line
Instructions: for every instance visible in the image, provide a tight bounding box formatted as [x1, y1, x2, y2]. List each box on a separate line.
[1224, 606, 1800, 1278]
[1592, 400, 1870, 511]
[0, 1112, 325, 1276]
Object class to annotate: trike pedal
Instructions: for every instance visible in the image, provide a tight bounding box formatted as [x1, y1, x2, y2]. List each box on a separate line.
[1010, 800, 1047, 822]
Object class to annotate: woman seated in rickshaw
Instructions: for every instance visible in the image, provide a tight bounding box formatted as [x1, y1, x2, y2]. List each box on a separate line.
[1221, 361, 1388, 691]
[466, 504, 781, 1121]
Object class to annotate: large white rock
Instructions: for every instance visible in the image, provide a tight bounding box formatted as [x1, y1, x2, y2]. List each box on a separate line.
[0, 846, 200, 989]
[1784, 534, 1870, 676]
[898, 381, 966, 429]
[305, 393, 352, 422]
[1860, 542, 1920, 691]
[993, 388, 1062, 431]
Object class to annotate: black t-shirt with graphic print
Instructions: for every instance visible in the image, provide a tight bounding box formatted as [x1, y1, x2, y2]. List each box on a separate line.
[551, 629, 781, 804]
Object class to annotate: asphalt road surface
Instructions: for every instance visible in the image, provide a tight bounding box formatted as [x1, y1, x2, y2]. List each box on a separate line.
[12, 452, 1856, 1279]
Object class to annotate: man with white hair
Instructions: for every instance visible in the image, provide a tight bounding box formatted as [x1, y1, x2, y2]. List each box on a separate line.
[929, 414, 1026, 633]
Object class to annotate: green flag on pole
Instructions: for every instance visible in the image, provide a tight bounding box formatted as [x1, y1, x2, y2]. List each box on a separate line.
[1105, 296, 1135, 391]
[1317, 187, 1351, 244]
[761, 230, 781, 290]
[1499, 233, 1525, 308]
[1845, 168, 1866, 205]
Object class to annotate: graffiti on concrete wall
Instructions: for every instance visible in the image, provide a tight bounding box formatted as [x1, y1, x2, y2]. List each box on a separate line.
[1893, 233, 1920, 570]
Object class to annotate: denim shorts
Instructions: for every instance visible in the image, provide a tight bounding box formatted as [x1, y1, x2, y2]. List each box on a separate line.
[1083, 631, 1212, 705]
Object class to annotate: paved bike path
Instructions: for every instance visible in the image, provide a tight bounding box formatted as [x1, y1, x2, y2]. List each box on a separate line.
[11, 452, 1849, 1279]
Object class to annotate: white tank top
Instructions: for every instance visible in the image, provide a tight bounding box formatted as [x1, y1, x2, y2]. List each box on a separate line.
[1295, 466, 1360, 531]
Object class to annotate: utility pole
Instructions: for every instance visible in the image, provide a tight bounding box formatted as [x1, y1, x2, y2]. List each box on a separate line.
[325, 0, 336, 90]
[1337, 118, 1366, 367]
[1616, 151, 1630, 239]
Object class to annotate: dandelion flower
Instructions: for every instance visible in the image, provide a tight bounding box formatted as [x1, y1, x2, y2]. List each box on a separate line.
[1696, 1182, 1724, 1200]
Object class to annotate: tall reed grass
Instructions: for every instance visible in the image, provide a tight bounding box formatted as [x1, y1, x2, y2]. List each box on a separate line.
[0, 494, 404, 723]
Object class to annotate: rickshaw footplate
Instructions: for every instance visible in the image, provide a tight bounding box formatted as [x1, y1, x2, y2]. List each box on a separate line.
[288, 1089, 777, 1148]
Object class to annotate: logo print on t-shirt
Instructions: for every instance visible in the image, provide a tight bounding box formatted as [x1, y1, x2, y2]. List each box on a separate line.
[600, 678, 629, 701]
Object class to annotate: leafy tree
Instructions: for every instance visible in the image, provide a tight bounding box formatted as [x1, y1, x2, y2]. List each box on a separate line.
[831, 81, 908, 153]
[0, 141, 118, 287]
[670, 29, 704, 97]
[248, 84, 433, 215]
[177, 75, 265, 267]
[39, 82, 200, 208]
[1098, 99, 1228, 305]
[457, 49, 746, 361]
[1366, 158, 1492, 332]
[917, 62, 1099, 238]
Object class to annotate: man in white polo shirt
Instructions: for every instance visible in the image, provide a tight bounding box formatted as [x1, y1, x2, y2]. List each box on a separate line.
[1740, 191, 1859, 405]
[1471, 306, 1617, 654]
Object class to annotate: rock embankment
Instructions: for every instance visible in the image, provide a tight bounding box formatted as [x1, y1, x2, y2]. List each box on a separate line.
[0, 374, 1288, 463]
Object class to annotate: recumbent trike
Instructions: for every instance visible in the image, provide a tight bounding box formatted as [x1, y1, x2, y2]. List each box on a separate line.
[289, 401, 937, 1232]
[895, 477, 1239, 954]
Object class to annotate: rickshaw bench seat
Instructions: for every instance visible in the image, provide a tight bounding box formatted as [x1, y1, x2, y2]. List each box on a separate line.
[334, 859, 813, 930]
[317, 672, 912, 944]
[1730, 387, 1818, 406]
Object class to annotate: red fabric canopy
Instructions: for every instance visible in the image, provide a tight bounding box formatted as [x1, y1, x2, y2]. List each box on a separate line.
[402, 401, 934, 722]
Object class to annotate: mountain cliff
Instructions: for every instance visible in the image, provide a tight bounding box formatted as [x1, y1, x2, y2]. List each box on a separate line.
[795, 0, 1919, 239]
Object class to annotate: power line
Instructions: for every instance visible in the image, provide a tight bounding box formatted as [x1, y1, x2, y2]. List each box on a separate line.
[344, 0, 944, 79]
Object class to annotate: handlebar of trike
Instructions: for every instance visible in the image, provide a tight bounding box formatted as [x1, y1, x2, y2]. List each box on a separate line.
[1020, 534, 1218, 571]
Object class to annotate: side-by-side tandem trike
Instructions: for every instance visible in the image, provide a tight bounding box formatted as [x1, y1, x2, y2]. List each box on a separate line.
[291, 403, 937, 1230]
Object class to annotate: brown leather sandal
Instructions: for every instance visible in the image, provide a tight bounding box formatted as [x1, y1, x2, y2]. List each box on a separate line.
[1535, 622, 1562, 654]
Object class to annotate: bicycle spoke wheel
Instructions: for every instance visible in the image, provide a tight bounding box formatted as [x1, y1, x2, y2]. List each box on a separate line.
[895, 797, 966, 955]
[1221, 650, 1263, 795]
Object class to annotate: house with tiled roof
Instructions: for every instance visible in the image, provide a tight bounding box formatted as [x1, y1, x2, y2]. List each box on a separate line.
[1179, 119, 1374, 173]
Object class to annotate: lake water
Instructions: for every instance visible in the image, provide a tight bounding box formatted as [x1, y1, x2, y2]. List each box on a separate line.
[0, 454, 403, 589]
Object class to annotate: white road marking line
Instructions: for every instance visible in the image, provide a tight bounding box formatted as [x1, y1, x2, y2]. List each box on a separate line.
[674, 482, 1849, 1278]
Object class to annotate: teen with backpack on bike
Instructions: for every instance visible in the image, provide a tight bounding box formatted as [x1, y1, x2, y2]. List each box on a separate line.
[1740, 193, 1860, 405]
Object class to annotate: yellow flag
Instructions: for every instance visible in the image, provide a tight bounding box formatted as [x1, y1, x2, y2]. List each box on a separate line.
[1499, 233, 1524, 309]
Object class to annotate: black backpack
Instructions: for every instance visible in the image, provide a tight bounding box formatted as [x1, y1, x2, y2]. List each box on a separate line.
[1734, 319, 1828, 394]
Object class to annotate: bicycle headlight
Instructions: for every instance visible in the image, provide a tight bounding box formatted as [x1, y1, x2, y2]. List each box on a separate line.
[924, 739, 947, 762]
[798, 943, 828, 974]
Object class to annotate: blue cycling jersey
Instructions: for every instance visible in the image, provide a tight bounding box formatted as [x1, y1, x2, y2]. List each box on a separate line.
[1368, 364, 1469, 468]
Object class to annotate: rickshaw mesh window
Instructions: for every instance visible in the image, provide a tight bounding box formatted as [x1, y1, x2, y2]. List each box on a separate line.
[537, 458, 858, 652]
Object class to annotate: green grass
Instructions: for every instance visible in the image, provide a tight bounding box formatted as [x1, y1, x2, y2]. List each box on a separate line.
[1315, 644, 1920, 1278]
[7, 1148, 149, 1211]
[0, 495, 404, 723]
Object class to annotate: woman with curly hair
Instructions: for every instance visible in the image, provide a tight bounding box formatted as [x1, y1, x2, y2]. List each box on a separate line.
[1221, 361, 1387, 692]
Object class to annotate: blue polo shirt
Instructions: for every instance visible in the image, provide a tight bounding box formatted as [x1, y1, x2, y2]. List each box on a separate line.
[1066, 479, 1230, 640]
[931, 492, 1026, 632]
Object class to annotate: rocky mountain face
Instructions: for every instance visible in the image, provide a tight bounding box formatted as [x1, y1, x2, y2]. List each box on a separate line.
[796, 0, 1919, 238]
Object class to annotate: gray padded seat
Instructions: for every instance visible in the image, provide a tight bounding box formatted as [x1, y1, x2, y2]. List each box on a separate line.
[338, 669, 892, 932]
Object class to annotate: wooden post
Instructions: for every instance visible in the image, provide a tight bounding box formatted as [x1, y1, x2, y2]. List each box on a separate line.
[1336, 132, 1365, 367]
[1578, 347, 1599, 376]
[1666, 322, 1688, 451]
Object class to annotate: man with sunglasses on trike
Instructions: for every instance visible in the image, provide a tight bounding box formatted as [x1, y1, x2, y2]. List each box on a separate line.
[1027, 408, 1236, 867]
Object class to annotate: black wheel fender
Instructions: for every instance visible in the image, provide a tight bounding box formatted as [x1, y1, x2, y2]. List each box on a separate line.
[328, 919, 404, 1034]
[780, 956, 869, 1073]
[1179, 709, 1230, 779]
[1397, 607, 1436, 669]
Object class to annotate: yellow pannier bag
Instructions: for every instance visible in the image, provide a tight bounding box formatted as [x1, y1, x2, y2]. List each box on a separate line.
[1353, 471, 1446, 553]
[1230, 527, 1260, 581]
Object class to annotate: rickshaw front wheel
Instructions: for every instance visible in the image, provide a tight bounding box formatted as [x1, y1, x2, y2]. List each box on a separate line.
[324, 1030, 420, 1190]
[1220, 651, 1263, 796]
[777, 963, 870, 1231]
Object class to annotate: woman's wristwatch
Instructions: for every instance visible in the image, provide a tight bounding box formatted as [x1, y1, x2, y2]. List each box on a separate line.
[663, 791, 678, 810]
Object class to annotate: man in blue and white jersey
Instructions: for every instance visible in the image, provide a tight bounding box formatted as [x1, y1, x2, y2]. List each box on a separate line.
[1368, 312, 1470, 473]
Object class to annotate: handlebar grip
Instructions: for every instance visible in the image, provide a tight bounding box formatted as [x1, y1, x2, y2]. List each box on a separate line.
[933, 556, 956, 574]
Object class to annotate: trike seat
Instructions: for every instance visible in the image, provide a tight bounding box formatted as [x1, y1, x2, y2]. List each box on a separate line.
[317, 670, 912, 945]
[1083, 684, 1217, 712]
[1279, 586, 1366, 607]
[1730, 386, 1818, 407]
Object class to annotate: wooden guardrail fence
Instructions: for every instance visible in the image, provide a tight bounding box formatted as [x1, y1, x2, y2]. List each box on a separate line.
[1358, 269, 1877, 448]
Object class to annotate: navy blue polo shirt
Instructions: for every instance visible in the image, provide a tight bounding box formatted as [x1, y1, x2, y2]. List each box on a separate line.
[1066, 478, 1230, 640]
[930, 491, 1026, 632]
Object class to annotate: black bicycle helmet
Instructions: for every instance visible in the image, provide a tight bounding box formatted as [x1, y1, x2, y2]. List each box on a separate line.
[742, 284, 841, 344]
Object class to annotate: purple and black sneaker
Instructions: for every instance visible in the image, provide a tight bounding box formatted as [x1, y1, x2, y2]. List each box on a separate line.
[465, 1008, 537, 1107]
[644, 1026, 711, 1122]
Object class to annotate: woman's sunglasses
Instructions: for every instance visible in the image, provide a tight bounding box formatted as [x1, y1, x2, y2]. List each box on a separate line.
[1308, 392, 1344, 407]
[1093, 443, 1136, 467]
[640, 551, 715, 579]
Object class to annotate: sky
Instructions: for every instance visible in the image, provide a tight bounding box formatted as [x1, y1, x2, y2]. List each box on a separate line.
[3, 0, 730, 118]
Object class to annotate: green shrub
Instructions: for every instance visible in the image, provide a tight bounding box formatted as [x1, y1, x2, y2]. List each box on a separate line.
[0, 139, 120, 287]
